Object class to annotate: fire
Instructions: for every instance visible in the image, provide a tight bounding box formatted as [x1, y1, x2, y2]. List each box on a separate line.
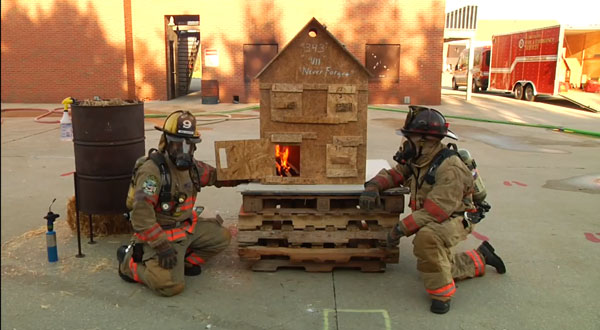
[275, 144, 298, 177]
[275, 145, 290, 176]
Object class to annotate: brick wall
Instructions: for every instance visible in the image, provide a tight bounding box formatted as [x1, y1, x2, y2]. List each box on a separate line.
[1, 0, 444, 105]
[1, 0, 129, 103]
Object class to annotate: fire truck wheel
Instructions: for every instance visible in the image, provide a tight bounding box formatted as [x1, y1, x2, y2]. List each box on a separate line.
[452, 78, 458, 90]
[514, 84, 524, 100]
[524, 84, 536, 102]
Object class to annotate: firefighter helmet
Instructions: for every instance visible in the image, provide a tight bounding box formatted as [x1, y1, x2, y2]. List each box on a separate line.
[396, 106, 457, 140]
[155, 110, 201, 143]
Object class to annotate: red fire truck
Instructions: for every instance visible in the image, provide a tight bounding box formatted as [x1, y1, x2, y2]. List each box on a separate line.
[489, 25, 600, 112]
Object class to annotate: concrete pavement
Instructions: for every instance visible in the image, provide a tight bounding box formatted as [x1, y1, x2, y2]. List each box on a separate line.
[1, 88, 599, 330]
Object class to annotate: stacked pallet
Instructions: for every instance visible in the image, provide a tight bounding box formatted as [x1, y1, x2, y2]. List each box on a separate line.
[237, 184, 408, 272]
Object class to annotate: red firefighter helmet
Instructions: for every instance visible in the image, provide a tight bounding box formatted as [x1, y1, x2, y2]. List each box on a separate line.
[397, 106, 457, 140]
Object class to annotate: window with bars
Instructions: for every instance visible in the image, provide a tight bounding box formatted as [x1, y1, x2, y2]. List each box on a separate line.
[365, 44, 400, 81]
[243, 44, 278, 82]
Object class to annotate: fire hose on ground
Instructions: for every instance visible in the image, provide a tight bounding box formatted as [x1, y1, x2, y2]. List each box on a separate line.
[1, 105, 598, 138]
[368, 106, 600, 138]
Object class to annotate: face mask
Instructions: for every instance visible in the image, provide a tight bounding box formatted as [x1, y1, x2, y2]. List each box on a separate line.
[394, 137, 422, 163]
[166, 135, 197, 170]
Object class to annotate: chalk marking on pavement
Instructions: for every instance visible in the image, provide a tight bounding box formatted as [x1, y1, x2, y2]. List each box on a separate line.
[323, 309, 391, 330]
[584, 232, 600, 243]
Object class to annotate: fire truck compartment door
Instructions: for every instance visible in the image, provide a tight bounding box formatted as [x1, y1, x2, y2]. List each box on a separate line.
[214, 139, 272, 180]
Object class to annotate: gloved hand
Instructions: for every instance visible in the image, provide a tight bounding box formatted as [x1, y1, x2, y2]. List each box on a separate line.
[477, 200, 491, 213]
[155, 241, 178, 269]
[386, 223, 404, 248]
[359, 184, 381, 210]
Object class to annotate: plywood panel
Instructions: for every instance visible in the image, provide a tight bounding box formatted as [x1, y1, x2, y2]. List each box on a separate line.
[326, 144, 358, 178]
[327, 85, 358, 123]
[333, 136, 363, 147]
[215, 139, 272, 180]
[251, 18, 370, 185]
[265, 131, 317, 140]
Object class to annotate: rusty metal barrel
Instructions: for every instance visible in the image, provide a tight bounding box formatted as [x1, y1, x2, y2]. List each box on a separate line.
[72, 102, 145, 214]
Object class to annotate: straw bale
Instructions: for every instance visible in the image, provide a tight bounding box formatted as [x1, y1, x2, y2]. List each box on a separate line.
[77, 98, 138, 107]
[66, 196, 133, 237]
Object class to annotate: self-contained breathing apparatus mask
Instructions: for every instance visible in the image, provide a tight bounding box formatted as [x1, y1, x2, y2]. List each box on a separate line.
[393, 135, 435, 164]
[393, 106, 457, 164]
[165, 134, 197, 170]
[154, 110, 202, 171]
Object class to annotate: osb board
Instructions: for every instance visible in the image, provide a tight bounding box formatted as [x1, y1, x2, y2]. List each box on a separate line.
[270, 83, 358, 124]
[257, 18, 370, 85]
[270, 133, 303, 143]
[270, 84, 303, 122]
[326, 144, 358, 178]
[327, 84, 358, 122]
[259, 89, 368, 185]
[214, 139, 272, 180]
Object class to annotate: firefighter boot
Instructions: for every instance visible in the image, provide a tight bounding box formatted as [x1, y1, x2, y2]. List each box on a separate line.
[184, 265, 202, 276]
[478, 241, 506, 274]
[117, 245, 136, 283]
[430, 299, 451, 314]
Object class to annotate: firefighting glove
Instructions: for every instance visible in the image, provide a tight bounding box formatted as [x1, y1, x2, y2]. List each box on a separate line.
[477, 200, 491, 213]
[386, 223, 404, 248]
[155, 241, 178, 269]
[359, 184, 381, 210]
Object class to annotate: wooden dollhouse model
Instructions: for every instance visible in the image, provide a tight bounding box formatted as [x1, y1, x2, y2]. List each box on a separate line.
[214, 18, 404, 272]
[215, 17, 370, 185]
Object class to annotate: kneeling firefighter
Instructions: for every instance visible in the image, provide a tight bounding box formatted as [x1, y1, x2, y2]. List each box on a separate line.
[117, 110, 246, 296]
[359, 106, 506, 314]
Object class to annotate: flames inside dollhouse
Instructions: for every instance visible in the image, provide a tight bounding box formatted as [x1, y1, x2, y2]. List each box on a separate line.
[275, 145, 300, 177]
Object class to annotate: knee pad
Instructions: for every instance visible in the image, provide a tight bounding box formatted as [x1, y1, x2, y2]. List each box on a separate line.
[157, 282, 185, 297]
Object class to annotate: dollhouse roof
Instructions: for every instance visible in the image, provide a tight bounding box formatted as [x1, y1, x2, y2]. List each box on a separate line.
[255, 17, 372, 79]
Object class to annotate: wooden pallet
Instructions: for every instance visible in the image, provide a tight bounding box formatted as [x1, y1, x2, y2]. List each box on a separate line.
[237, 222, 387, 245]
[250, 259, 387, 272]
[236, 188, 406, 272]
[242, 193, 405, 214]
[238, 212, 400, 230]
[238, 246, 399, 264]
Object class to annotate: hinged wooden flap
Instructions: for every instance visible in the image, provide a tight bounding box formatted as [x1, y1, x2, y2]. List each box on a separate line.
[272, 83, 303, 92]
[214, 139, 272, 180]
[333, 136, 363, 146]
[328, 84, 356, 93]
[326, 144, 358, 178]
[270, 133, 303, 143]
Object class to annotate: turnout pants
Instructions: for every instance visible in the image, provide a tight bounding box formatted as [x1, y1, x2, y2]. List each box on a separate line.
[120, 217, 231, 296]
[412, 216, 486, 302]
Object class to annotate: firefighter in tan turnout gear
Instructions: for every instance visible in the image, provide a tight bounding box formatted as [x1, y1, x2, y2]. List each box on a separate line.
[360, 106, 506, 314]
[117, 110, 243, 296]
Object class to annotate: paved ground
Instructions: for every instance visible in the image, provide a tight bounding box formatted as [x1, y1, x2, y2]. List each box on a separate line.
[2, 84, 599, 330]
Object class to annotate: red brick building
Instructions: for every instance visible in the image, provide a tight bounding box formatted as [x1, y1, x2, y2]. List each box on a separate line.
[1, 0, 445, 104]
